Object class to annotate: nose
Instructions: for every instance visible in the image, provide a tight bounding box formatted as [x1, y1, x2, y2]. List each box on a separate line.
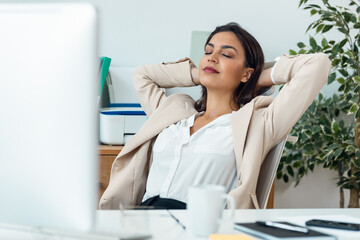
[207, 53, 218, 63]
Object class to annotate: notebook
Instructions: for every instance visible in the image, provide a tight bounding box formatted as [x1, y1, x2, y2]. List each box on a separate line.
[234, 222, 337, 240]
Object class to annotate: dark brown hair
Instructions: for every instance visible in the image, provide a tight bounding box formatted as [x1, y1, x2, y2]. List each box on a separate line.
[194, 22, 264, 112]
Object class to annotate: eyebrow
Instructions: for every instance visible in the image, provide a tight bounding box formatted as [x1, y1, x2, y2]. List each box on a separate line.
[206, 43, 238, 54]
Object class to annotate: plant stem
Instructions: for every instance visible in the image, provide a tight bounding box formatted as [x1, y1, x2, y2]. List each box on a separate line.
[348, 187, 359, 208]
[340, 186, 344, 208]
[352, 103, 360, 208]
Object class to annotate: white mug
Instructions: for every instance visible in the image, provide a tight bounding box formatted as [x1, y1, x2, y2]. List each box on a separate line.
[187, 185, 235, 237]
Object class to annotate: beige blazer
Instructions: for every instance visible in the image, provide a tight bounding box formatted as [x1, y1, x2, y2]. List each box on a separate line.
[99, 53, 331, 209]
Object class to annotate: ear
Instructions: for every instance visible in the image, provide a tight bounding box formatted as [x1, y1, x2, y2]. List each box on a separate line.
[240, 68, 254, 83]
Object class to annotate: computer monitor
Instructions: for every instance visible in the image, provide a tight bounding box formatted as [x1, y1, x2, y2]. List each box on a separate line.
[0, 3, 98, 232]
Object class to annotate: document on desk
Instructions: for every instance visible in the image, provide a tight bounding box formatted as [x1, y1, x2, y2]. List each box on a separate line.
[279, 215, 360, 239]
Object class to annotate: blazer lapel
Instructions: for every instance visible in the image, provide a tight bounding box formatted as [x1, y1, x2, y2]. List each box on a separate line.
[231, 101, 255, 176]
[119, 99, 197, 156]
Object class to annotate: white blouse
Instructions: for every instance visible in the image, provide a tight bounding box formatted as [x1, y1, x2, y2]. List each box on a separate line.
[142, 112, 237, 204]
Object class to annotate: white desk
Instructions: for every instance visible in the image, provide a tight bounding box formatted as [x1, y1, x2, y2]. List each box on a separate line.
[1, 209, 360, 240]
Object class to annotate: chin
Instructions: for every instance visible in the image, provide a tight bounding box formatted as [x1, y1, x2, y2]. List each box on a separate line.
[200, 75, 218, 85]
[199, 81, 218, 90]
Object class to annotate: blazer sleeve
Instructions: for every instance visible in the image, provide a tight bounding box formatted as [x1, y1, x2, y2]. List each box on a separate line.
[133, 58, 197, 117]
[263, 53, 331, 143]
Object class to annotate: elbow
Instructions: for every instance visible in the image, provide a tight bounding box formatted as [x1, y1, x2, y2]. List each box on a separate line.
[132, 65, 147, 90]
[133, 65, 146, 77]
[316, 52, 331, 70]
[313, 52, 332, 85]
[317, 52, 332, 75]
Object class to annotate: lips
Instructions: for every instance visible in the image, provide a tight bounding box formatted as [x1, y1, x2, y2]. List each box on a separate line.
[203, 66, 219, 73]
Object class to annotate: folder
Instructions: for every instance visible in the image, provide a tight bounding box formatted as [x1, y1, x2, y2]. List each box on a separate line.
[98, 56, 111, 96]
[98, 56, 112, 106]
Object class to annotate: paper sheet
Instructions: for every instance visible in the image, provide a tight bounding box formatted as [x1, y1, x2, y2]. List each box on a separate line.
[209, 234, 256, 240]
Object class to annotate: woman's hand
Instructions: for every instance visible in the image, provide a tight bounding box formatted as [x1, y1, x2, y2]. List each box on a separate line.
[191, 66, 201, 85]
[256, 67, 275, 90]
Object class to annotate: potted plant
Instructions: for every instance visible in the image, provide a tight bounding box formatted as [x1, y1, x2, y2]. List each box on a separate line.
[277, 0, 360, 208]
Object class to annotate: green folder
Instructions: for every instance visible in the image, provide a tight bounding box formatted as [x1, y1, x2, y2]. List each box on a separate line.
[98, 56, 111, 96]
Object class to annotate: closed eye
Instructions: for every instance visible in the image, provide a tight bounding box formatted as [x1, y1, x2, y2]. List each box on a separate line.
[205, 52, 231, 58]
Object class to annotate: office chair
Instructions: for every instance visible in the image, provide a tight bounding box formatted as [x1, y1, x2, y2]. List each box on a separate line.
[256, 135, 298, 209]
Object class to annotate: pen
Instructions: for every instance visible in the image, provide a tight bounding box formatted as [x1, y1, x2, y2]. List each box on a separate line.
[256, 221, 309, 234]
[167, 210, 186, 230]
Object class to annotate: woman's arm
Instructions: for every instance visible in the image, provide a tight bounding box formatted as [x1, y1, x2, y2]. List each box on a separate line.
[256, 67, 274, 90]
[263, 53, 331, 143]
[133, 58, 198, 116]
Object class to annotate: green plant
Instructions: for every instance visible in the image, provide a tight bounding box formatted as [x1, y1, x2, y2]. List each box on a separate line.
[276, 0, 360, 208]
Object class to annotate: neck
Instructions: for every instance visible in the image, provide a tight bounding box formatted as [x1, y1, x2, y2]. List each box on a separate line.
[203, 90, 239, 119]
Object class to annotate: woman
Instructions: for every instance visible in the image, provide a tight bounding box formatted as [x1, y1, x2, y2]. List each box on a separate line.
[99, 22, 331, 210]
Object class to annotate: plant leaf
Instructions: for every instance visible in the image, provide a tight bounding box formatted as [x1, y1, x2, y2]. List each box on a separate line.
[356, 149, 360, 158]
[297, 42, 306, 48]
[322, 25, 333, 33]
[309, 37, 318, 49]
[321, 38, 328, 48]
[287, 166, 295, 177]
[346, 145, 356, 154]
[328, 72, 336, 84]
[351, 15, 357, 24]
[338, 69, 349, 77]
[356, 107, 360, 118]
[316, 24, 324, 33]
[331, 119, 339, 133]
[289, 49, 297, 55]
[353, 76, 360, 84]
[311, 9, 318, 16]
[332, 58, 340, 67]
[334, 148, 342, 159]
[299, 49, 307, 54]
[338, 27, 346, 34]
[338, 84, 345, 92]
[337, 77, 345, 84]
[349, 103, 359, 115]
[309, 4, 321, 9]
[354, 44, 359, 55]
[306, 22, 314, 33]
[339, 39, 348, 48]
[354, 22, 360, 29]
[283, 174, 289, 183]
[353, 158, 360, 168]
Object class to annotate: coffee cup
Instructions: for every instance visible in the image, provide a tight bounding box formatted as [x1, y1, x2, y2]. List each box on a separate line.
[187, 185, 235, 237]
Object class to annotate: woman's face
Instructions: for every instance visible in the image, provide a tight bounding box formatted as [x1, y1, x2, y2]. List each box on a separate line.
[199, 31, 253, 94]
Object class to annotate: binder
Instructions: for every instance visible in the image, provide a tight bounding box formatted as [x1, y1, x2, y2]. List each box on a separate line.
[98, 56, 112, 106]
[98, 56, 111, 96]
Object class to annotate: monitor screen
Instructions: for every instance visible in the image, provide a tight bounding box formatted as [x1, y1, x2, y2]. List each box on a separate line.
[0, 3, 98, 232]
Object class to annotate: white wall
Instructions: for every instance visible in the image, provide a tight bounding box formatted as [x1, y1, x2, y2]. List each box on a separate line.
[3, 0, 349, 208]
[95, 0, 311, 66]
[0, 0, 314, 65]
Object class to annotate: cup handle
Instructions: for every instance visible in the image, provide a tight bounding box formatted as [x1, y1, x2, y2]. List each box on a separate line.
[219, 194, 235, 222]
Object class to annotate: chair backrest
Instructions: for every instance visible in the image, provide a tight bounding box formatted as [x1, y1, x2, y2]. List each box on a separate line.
[256, 138, 287, 209]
